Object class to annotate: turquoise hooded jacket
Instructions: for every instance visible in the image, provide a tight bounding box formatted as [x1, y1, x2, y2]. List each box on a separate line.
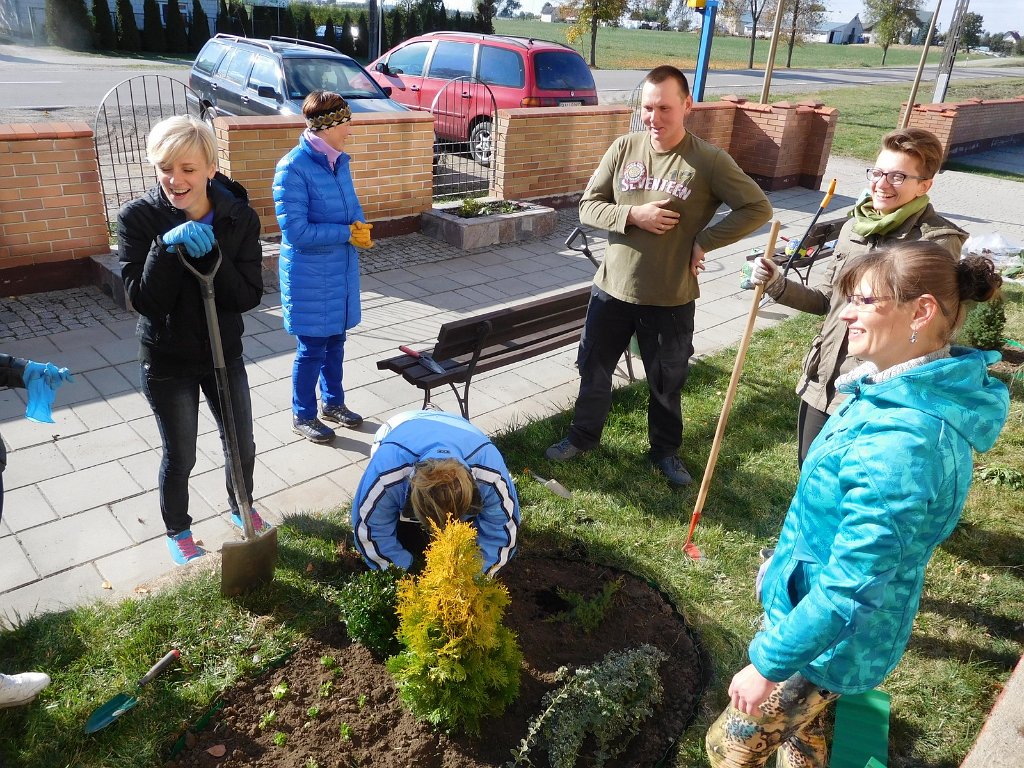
[749, 347, 1009, 694]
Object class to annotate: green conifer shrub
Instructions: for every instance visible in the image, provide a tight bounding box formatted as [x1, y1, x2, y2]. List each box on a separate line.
[45, 0, 94, 50]
[141, 0, 165, 52]
[115, 0, 140, 50]
[959, 298, 1006, 350]
[386, 520, 522, 734]
[164, 0, 188, 53]
[189, 0, 210, 52]
[92, 0, 117, 50]
[337, 568, 402, 658]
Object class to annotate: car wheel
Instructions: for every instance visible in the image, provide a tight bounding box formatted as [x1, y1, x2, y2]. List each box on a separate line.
[469, 120, 492, 167]
[201, 106, 217, 131]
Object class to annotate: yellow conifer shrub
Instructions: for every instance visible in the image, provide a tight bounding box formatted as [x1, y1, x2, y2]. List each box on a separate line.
[386, 520, 522, 734]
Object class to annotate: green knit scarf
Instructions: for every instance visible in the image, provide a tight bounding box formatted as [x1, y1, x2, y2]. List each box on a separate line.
[851, 194, 929, 237]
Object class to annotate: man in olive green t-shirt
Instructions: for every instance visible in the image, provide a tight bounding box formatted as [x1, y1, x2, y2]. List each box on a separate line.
[545, 65, 772, 486]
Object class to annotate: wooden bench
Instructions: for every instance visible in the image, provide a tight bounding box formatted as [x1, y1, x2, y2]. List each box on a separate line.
[748, 215, 846, 286]
[377, 286, 635, 419]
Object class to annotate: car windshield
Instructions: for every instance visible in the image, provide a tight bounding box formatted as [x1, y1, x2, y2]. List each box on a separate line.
[534, 51, 596, 91]
[283, 57, 386, 101]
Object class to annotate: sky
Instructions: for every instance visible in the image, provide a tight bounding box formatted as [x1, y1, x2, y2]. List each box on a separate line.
[445, 0, 1020, 35]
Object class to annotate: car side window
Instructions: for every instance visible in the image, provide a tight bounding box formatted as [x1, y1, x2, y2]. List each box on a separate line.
[194, 42, 228, 75]
[248, 55, 280, 94]
[219, 49, 255, 85]
[426, 41, 475, 81]
[478, 46, 524, 88]
[386, 41, 430, 77]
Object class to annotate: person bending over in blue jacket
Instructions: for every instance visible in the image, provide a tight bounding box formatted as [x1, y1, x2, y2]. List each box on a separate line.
[706, 241, 1009, 768]
[119, 115, 267, 566]
[273, 90, 372, 445]
[352, 410, 520, 576]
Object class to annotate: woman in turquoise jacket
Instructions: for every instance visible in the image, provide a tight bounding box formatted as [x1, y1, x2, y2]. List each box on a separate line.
[273, 90, 373, 445]
[707, 242, 1009, 768]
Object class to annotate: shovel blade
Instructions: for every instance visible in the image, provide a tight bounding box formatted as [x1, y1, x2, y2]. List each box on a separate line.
[220, 527, 279, 597]
[683, 541, 702, 560]
[84, 693, 138, 734]
[543, 479, 572, 499]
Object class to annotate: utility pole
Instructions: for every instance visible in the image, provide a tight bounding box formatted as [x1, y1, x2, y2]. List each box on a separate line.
[933, 0, 970, 103]
[901, 0, 942, 127]
[369, 0, 380, 61]
[689, 0, 719, 102]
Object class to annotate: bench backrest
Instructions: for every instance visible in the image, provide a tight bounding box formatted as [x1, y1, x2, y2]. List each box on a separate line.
[432, 285, 592, 363]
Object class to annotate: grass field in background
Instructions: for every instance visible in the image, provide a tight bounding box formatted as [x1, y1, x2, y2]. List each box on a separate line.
[494, 18, 944, 70]
[2, 285, 1020, 768]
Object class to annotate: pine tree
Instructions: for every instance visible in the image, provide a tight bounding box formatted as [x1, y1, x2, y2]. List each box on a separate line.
[387, 8, 403, 48]
[165, 0, 188, 53]
[46, 0, 94, 50]
[141, 0, 165, 52]
[280, 7, 296, 38]
[297, 4, 316, 41]
[339, 12, 355, 56]
[215, 0, 230, 33]
[453, 9, 463, 31]
[323, 17, 337, 49]
[115, 0, 140, 50]
[356, 12, 369, 59]
[405, 7, 421, 38]
[189, 0, 210, 52]
[228, 0, 248, 35]
[475, 0, 496, 34]
[92, 0, 117, 50]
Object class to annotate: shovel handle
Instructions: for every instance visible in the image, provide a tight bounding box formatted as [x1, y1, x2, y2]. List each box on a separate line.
[138, 649, 180, 687]
[399, 345, 422, 359]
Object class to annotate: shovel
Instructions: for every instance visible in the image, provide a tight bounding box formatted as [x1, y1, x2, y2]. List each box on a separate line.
[177, 246, 278, 597]
[84, 649, 180, 734]
[399, 345, 446, 375]
[525, 468, 572, 499]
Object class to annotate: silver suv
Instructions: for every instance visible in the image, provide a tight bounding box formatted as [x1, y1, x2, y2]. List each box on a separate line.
[189, 34, 407, 126]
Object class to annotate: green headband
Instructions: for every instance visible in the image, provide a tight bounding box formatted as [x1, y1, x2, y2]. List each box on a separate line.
[306, 105, 352, 132]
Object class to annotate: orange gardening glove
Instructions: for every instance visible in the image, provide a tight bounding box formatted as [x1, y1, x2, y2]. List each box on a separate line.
[349, 221, 373, 249]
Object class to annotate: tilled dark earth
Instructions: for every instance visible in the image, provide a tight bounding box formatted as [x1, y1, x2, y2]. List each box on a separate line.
[170, 555, 705, 768]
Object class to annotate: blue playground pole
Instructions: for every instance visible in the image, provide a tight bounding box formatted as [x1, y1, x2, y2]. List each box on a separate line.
[692, 0, 719, 102]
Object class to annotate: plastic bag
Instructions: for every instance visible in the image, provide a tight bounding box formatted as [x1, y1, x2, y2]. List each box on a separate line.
[962, 233, 1024, 270]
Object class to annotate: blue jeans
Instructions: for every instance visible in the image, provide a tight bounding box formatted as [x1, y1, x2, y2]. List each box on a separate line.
[292, 333, 346, 420]
[140, 358, 256, 535]
[569, 287, 695, 461]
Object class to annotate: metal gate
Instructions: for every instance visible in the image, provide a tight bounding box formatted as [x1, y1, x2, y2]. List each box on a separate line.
[93, 76, 202, 238]
[626, 79, 646, 133]
[430, 76, 497, 201]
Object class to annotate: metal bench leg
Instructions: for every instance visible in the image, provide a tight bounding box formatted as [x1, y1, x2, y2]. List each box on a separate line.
[447, 382, 470, 419]
[421, 390, 432, 410]
[624, 350, 636, 382]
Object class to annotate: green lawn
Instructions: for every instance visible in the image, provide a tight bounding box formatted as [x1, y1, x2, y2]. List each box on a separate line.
[494, 18, 942, 71]
[2, 285, 1021, 768]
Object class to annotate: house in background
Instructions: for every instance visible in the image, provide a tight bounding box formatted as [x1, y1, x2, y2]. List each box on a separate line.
[862, 10, 935, 45]
[810, 14, 865, 44]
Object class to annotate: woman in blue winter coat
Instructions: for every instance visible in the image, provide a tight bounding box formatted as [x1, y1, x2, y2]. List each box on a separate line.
[273, 90, 373, 445]
[707, 242, 1009, 767]
[352, 410, 520, 576]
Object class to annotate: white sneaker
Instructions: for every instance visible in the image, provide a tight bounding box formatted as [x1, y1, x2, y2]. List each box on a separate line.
[0, 672, 51, 708]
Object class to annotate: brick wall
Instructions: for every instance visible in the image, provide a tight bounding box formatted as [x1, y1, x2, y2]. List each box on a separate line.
[0, 122, 110, 291]
[214, 111, 435, 237]
[491, 106, 632, 202]
[902, 97, 1024, 162]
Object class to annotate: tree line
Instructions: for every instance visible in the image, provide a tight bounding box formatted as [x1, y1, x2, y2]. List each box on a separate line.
[42, 0, 497, 57]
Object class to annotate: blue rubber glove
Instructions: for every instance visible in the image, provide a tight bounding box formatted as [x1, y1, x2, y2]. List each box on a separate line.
[22, 361, 74, 424]
[163, 221, 215, 259]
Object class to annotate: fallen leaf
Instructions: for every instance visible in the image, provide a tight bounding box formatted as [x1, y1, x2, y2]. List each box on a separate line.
[305, 563, 315, 574]
[101, 580, 113, 590]
[980, 573, 992, 582]
[195, 539, 204, 547]
[206, 744, 227, 758]
[134, 586, 150, 594]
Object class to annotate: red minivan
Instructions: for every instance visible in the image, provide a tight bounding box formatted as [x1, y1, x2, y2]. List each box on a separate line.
[369, 32, 598, 166]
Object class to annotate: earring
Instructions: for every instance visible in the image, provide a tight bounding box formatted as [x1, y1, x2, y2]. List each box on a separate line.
[910, 329, 918, 344]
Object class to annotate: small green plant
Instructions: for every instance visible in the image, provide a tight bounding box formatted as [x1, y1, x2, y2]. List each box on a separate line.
[319, 680, 334, 698]
[337, 568, 402, 658]
[258, 710, 278, 730]
[320, 654, 338, 670]
[508, 644, 668, 768]
[357, 693, 367, 709]
[272, 731, 287, 747]
[339, 722, 353, 741]
[304, 759, 321, 768]
[271, 681, 289, 700]
[306, 704, 321, 719]
[454, 197, 526, 218]
[387, 520, 522, 735]
[548, 577, 622, 634]
[976, 465, 1024, 490]
[960, 298, 1007, 350]
[457, 196, 484, 217]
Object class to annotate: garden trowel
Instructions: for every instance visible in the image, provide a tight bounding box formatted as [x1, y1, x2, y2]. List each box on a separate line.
[525, 468, 572, 499]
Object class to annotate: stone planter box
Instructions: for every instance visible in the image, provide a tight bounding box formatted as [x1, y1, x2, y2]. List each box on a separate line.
[420, 201, 557, 250]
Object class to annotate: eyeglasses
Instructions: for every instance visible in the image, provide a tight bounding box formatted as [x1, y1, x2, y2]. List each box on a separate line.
[845, 294, 894, 311]
[865, 168, 928, 186]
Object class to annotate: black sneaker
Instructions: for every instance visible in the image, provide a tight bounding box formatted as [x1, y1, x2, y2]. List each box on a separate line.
[293, 416, 336, 444]
[545, 437, 587, 462]
[654, 455, 693, 487]
[320, 404, 363, 429]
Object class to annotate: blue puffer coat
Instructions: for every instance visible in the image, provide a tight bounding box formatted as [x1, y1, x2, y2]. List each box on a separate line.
[273, 133, 364, 337]
[749, 348, 1009, 694]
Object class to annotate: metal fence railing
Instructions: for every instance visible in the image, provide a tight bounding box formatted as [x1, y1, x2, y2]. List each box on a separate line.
[430, 76, 497, 202]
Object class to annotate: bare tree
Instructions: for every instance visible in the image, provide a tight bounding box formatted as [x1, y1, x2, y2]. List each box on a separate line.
[722, 0, 778, 69]
[864, 0, 922, 65]
[782, 0, 827, 67]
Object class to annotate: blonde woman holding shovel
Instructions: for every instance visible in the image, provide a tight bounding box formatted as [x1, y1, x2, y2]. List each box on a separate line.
[707, 242, 1008, 767]
[750, 128, 967, 465]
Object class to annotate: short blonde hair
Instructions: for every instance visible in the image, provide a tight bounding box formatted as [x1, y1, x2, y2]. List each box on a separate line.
[409, 459, 475, 532]
[146, 115, 217, 168]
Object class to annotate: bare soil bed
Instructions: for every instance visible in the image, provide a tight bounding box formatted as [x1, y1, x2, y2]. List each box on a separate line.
[171, 555, 705, 768]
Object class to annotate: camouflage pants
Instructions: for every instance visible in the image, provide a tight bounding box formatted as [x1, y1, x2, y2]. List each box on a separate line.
[706, 673, 839, 768]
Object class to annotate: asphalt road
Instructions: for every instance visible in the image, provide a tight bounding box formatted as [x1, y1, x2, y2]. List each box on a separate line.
[2, 41, 1023, 118]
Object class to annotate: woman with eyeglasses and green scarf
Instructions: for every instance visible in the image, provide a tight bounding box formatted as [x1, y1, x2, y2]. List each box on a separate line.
[749, 127, 968, 465]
